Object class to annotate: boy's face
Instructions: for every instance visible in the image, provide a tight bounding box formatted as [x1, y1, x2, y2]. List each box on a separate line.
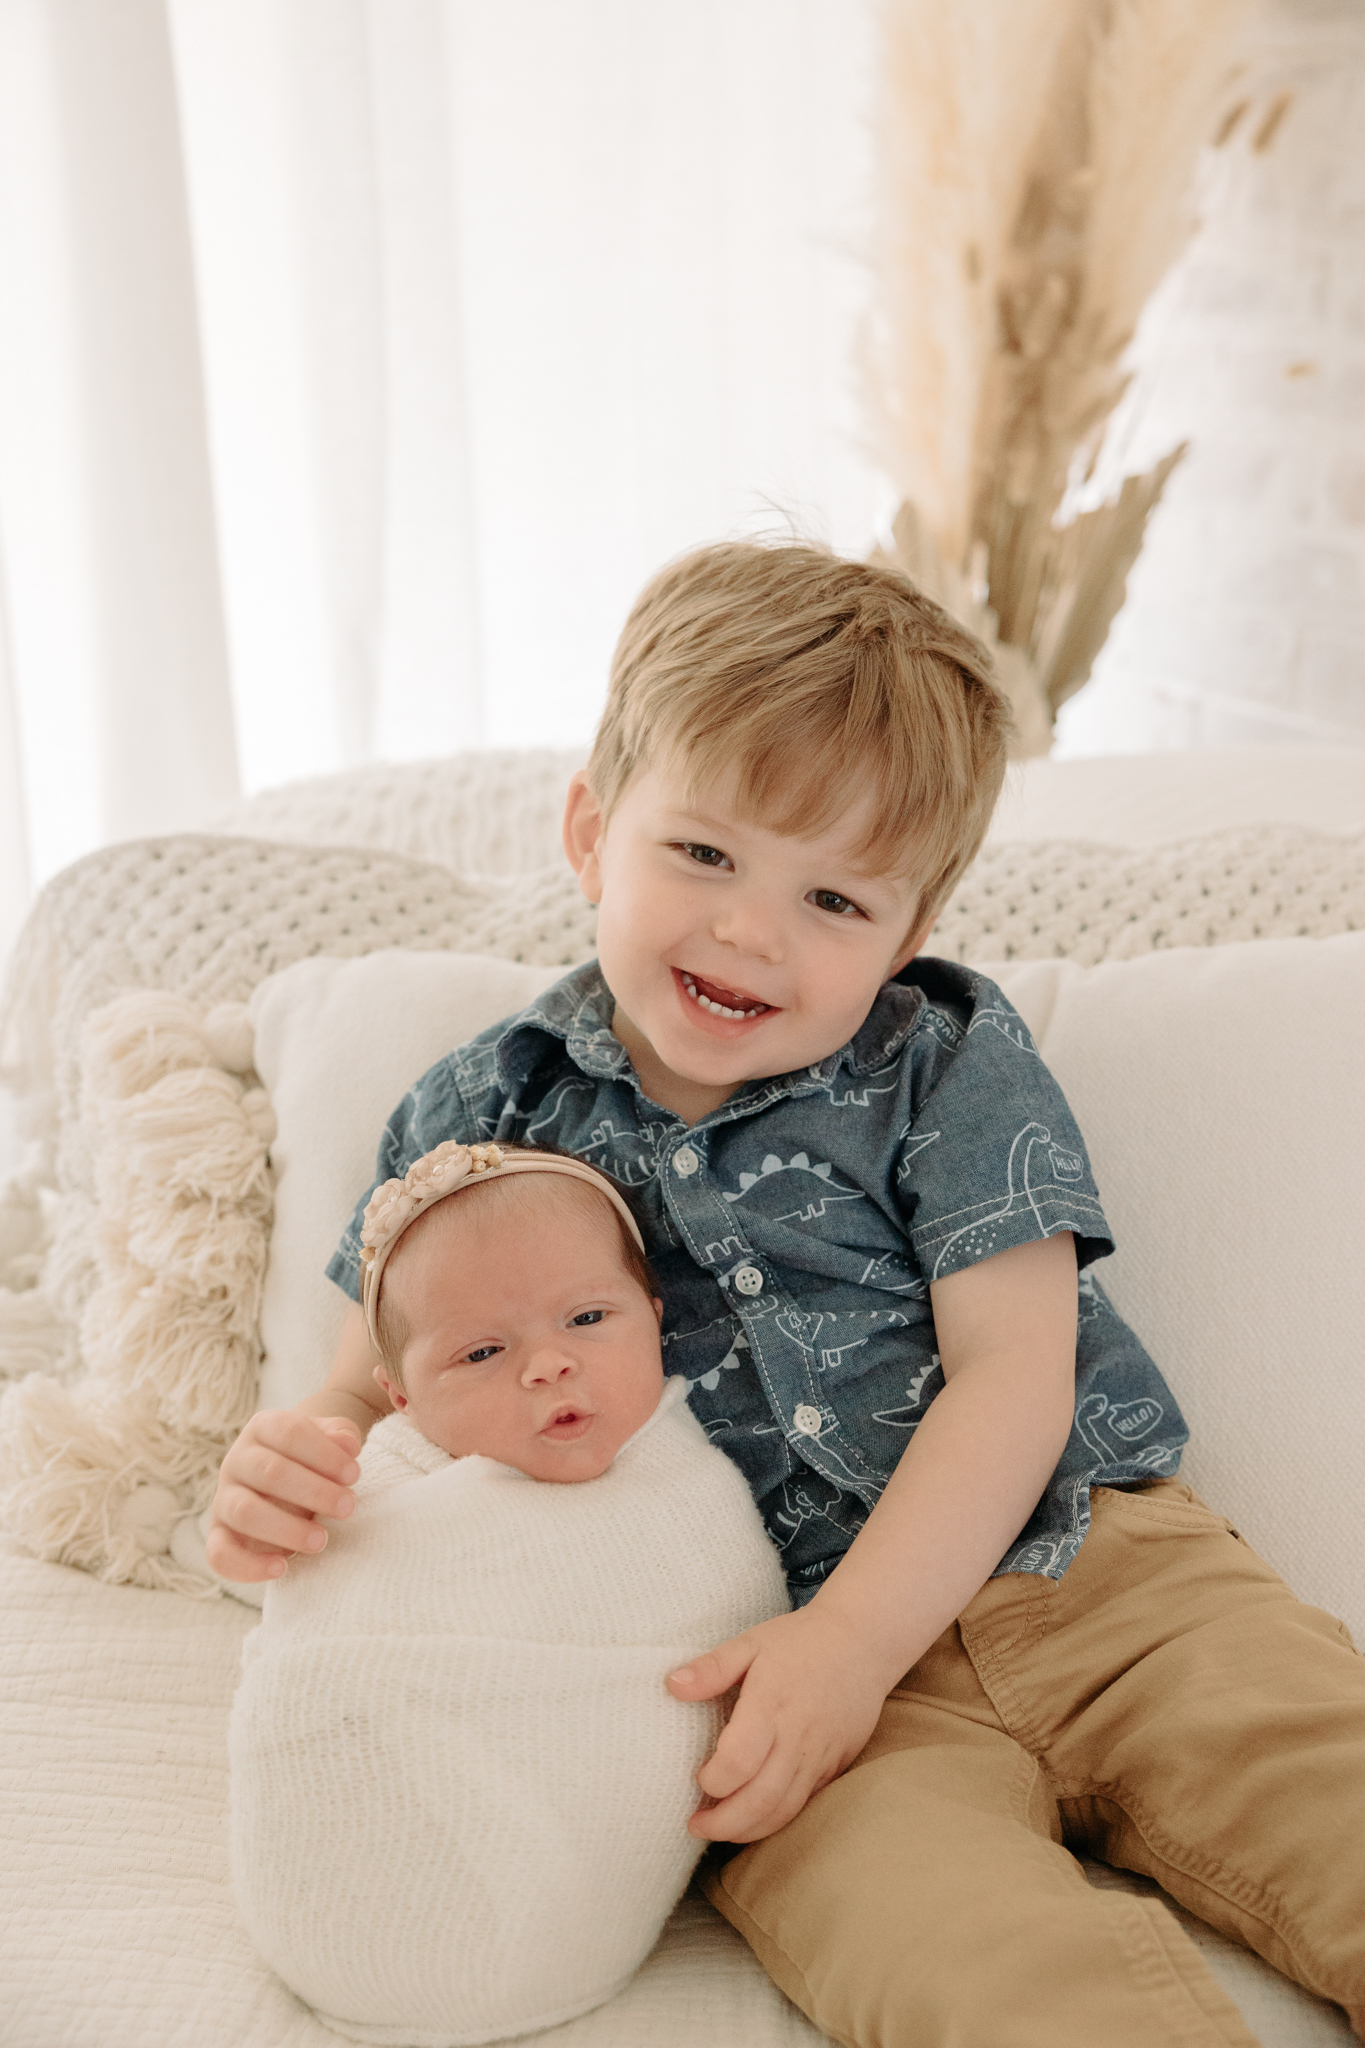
[373, 1186, 665, 1482]
[564, 767, 935, 1121]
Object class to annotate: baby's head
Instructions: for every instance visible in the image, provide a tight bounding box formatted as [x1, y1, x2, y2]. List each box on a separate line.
[565, 539, 1012, 1101]
[361, 1144, 663, 1482]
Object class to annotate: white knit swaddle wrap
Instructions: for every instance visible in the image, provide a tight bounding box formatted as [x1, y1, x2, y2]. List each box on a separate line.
[229, 1378, 789, 2045]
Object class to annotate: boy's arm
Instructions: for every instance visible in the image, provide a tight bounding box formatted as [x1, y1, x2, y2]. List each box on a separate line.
[668, 1231, 1078, 1843]
[205, 1302, 393, 1582]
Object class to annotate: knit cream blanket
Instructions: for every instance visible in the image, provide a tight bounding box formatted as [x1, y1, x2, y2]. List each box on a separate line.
[228, 1380, 789, 2047]
[6, 822, 1361, 1352]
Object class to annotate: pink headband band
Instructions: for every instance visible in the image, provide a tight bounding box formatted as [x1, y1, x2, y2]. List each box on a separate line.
[359, 1142, 646, 1347]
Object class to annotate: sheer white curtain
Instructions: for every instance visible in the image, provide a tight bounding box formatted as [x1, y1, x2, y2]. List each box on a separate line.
[0, 0, 239, 927]
[0, 0, 882, 961]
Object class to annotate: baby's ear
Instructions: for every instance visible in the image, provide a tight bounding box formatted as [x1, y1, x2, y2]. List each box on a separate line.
[372, 1361, 407, 1411]
[652, 1296, 664, 1327]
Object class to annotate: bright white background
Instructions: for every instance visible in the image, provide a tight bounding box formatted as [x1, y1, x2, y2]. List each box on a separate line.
[1, 0, 1362, 972]
[1057, 0, 1365, 760]
[0, 0, 884, 951]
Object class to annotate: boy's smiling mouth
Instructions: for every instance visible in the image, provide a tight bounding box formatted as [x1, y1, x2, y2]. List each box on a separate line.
[674, 966, 774, 1022]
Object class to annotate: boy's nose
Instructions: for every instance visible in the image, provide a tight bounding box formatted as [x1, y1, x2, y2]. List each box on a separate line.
[710, 894, 785, 963]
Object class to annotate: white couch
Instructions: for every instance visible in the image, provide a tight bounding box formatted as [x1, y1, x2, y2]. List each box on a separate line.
[1, 745, 1362, 2048]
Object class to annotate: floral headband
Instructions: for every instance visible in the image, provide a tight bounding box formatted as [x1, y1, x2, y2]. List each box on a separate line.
[359, 1141, 646, 1347]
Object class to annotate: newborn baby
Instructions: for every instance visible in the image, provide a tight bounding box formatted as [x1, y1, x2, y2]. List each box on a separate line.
[229, 1142, 788, 2046]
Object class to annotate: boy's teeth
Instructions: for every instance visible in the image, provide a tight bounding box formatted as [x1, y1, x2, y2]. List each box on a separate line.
[681, 973, 766, 1020]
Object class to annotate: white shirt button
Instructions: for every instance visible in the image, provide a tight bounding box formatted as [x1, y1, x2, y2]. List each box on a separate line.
[673, 1146, 700, 1177]
[733, 1263, 763, 1296]
[793, 1404, 823, 1437]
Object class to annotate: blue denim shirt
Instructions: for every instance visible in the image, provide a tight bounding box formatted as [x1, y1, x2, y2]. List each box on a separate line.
[328, 959, 1186, 1604]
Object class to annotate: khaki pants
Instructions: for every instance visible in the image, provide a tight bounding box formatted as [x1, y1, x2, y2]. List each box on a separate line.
[702, 1482, 1365, 2047]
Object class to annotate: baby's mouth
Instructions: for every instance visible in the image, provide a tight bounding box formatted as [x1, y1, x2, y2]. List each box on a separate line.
[539, 1403, 595, 1442]
[677, 968, 773, 1020]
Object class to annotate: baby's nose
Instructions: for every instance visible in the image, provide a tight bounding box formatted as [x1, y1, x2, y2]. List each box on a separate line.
[522, 1349, 576, 1386]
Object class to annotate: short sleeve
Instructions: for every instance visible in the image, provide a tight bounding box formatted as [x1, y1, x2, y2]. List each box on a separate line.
[324, 1052, 479, 1301]
[897, 972, 1114, 1283]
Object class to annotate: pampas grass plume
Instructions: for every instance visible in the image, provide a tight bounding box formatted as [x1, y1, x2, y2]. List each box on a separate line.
[870, 0, 1254, 729]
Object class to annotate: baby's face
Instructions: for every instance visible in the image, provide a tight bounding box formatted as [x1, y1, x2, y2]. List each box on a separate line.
[374, 1183, 665, 1482]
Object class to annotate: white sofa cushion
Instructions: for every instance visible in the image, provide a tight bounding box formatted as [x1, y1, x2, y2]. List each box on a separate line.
[990, 933, 1365, 1645]
[206, 743, 1365, 868]
[245, 936, 1364, 1641]
[989, 745, 1365, 847]
[248, 952, 560, 1416]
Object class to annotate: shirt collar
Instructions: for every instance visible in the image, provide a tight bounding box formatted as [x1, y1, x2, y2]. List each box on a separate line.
[845, 974, 928, 1074]
[492, 959, 928, 1106]
[493, 961, 629, 1092]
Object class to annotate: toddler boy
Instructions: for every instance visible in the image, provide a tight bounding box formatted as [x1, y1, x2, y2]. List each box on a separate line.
[211, 541, 1365, 2047]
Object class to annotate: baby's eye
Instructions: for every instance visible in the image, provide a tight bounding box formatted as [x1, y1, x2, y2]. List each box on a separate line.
[810, 888, 863, 918]
[571, 1310, 604, 1326]
[464, 1344, 502, 1364]
[680, 842, 731, 870]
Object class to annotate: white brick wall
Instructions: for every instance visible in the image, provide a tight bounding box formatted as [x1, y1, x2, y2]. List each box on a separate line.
[1055, 0, 1365, 757]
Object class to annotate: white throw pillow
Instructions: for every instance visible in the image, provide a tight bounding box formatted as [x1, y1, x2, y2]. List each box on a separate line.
[248, 952, 560, 1414]
[247, 938, 1365, 1644]
[990, 934, 1365, 1647]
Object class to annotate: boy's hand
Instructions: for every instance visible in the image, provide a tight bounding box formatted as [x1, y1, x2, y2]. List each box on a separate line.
[667, 1606, 890, 1843]
[205, 1411, 362, 1582]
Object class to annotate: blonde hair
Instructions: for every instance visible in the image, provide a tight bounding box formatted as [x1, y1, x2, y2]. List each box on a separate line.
[373, 1157, 657, 1392]
[587, 540, 1013, 918]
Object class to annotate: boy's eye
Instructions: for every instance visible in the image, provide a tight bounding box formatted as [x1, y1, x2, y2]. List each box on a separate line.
[464, 1344, 502, 1364]
[810, 889, 862, 918]
[571, 1309, 605, 1327]
[680, 842, 731, 870]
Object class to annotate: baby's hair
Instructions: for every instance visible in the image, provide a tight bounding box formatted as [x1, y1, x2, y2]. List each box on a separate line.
[587, 538, 1013, 920]
[373, 1147, 657, 1391]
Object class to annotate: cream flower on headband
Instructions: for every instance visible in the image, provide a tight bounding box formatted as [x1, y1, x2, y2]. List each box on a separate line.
[359, 1141, 504, 1264]
[358, 1140, 647, 1347]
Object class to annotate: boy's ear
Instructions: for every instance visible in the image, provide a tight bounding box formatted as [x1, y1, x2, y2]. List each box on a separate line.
[562, 770, 606, 906]
[886, 909, 939, 980]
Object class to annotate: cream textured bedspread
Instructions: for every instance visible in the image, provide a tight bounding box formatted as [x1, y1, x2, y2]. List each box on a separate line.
[1, 1530, 1350, 2048]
